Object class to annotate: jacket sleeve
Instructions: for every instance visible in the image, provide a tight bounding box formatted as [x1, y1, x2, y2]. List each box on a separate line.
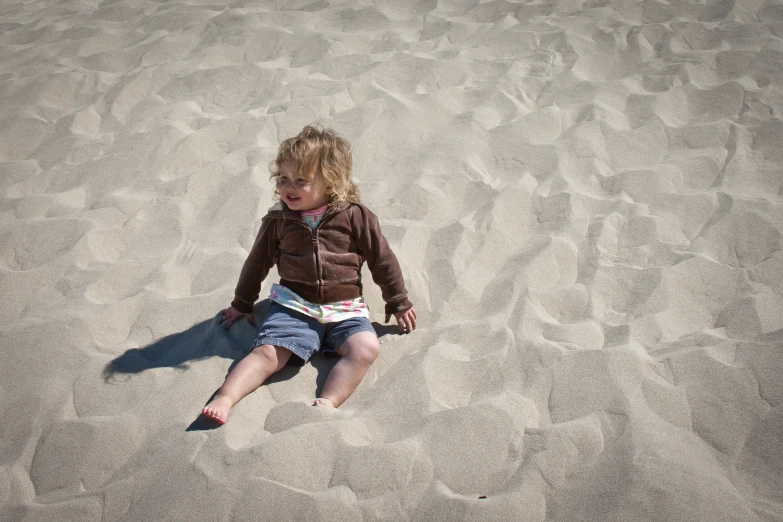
[352, 205, 413, 315]
[231, 214, 278, 314]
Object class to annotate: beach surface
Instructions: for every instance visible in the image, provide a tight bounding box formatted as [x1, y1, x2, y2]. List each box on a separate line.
[1, 0, 782, 520]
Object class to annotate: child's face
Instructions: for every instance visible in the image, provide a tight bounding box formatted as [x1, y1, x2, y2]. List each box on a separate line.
[277, 160, 330, 211]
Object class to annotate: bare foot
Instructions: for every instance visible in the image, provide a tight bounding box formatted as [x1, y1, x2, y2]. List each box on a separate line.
[312, 397, 335, 408]
[202, 396, 234, 424]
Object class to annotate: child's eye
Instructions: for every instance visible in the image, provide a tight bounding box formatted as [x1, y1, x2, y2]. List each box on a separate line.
[276, 174, 310, 188]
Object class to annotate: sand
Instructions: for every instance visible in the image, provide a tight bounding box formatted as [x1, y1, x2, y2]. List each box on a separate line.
[1, 0, 782, 520]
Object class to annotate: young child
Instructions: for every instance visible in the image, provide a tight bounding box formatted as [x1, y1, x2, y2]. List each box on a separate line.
[202, 125, 417, 424]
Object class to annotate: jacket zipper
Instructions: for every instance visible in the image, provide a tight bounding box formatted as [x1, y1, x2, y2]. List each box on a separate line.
[295, 207, 341, 304]
[312, 228, 321, 302]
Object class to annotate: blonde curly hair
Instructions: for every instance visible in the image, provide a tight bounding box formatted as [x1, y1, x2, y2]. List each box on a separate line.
[270, 125, 360, 206]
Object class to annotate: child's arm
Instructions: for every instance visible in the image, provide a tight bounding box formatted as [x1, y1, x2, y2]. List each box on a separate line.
[352, 205, 415, 330]
[226, 215, 278, 325]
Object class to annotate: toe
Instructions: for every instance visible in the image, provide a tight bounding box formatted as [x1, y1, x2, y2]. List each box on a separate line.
[313, 398, 335, 408]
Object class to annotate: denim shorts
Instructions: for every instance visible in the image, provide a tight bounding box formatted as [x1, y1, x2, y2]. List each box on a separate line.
[252, 302, 377, 363]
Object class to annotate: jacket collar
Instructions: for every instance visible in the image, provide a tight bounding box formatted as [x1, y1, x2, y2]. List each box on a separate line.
[278, 200, 350, 221]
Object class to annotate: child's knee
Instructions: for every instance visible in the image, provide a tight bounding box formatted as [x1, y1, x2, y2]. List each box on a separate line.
[252, 343, 280, 362]
[350, 336, 380, 365]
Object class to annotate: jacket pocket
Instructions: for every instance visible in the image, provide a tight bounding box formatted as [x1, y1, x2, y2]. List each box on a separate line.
[277, 251, 316, 283]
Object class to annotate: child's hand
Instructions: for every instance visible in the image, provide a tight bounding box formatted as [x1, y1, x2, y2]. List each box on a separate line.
[386, 307, 417, 334]
[221, 306, 256, 330]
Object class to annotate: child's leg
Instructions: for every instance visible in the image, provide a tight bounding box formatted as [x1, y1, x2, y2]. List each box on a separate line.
[202, 344, 292, 424]
[317, 331, 380, 408]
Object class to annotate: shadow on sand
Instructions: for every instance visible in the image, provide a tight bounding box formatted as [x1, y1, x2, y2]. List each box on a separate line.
[102, 299, 398, 431]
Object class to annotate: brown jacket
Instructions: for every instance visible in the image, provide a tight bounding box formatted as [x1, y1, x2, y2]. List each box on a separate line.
[231, 201, 413, 316]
